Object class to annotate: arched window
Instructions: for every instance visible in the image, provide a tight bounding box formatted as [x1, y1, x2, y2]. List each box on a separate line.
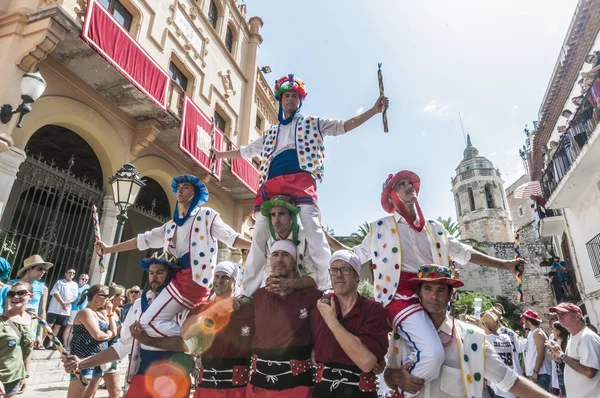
[208, 0, 219, 29]
[455, 193, 462, 217]
[225, 26, 234, 53]
[485, 183, 495, 209]
[468, 187, 475, 211]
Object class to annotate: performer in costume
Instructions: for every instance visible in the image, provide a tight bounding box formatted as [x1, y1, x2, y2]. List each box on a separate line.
[382, 265, 551, 398]
[212, 74, 389, 297]
[326, 170, 525, 396]
[249, 195, 320, 294]
[64, 251, 193, 398]
[96, 174, 251, 339]
[235, 240, 321, 397]
[177, 261, 254, 398]
[311, 250, 388, 397]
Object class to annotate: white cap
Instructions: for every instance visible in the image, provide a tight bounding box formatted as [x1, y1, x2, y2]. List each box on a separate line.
[329, 250, 361, 276]
[214, 261, 240, 282]
[270, 239, 297, 259]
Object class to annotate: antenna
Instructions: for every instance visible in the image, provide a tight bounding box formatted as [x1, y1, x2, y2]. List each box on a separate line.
[458, 113, 467, 146]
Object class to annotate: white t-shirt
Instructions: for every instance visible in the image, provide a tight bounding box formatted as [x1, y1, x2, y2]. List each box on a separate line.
[487, 333, 517, 398]
[47, 279, 78, 316]
[564, 326, 600, 398]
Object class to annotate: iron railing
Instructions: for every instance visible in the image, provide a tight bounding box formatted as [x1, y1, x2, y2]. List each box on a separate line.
[541, 75, 600, 200]
[586, 232, 600, 277]
[0, 154, 104, 288]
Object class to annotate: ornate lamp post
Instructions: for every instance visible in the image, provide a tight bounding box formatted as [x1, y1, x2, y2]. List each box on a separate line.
[1, 71, 47, 128]
[106, 164, 145, 284]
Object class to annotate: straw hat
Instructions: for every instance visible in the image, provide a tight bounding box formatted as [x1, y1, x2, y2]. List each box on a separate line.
[17, 255, 53, 278]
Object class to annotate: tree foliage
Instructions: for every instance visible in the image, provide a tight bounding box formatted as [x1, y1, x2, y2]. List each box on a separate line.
[437, 216, 460, 237]
[454, 290, 523, 331]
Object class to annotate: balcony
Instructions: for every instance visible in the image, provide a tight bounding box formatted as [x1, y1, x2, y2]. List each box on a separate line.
[46, 1, 180, 138]
[539, 210, 565, 237]
[541, 75, 600, 208]
[451, 168, 501, 185]
[217, 136, 259, 201]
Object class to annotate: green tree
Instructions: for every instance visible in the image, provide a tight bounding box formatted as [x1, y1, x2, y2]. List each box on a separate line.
[453, 291, 523, 331]
[340, 221, 370, 247]
[437, 216, 460, 237]
[358, 279, 373, 299]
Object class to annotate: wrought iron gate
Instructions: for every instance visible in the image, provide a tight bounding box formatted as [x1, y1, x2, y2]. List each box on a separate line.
[0, 154, 104, 287]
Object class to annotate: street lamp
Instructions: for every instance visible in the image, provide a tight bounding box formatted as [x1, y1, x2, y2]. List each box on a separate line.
[106, 164, 145, 284]
[260, 66, 272, 74]
[1, 71, 47, 128]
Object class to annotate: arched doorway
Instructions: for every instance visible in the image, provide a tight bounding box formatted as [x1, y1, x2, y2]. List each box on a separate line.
[0, 125, 104, 288]
[112, 177, 171, 288]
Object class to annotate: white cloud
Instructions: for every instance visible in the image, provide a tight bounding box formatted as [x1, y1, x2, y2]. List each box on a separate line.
[355, 106, 364, 115]
[423, 100, 449, 116]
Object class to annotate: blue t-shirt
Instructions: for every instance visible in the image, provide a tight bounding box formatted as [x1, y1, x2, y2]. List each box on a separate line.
[71, 284, 90, 311]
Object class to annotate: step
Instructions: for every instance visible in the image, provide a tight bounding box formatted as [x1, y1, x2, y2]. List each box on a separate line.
[28, 349, 128, 387]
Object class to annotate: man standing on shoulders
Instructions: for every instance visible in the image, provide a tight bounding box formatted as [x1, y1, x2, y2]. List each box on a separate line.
[46, 268, 78, 347]
[522, 309, 553, 391]
[311, 250, 388, 397]
[383, 265, 554, 398]
[546, 302, 600, 398]
[234, 240, 322, 397]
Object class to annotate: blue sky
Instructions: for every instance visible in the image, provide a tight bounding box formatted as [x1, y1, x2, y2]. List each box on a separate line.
[245, 0, 578, 235]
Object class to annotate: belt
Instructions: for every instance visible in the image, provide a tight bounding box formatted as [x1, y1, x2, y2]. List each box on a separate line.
[198, 358, 250, 389]
[313, 363, 378, 397]
[250, 353, 312, 390]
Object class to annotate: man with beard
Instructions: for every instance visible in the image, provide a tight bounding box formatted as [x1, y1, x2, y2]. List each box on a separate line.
[235, 240, 321, 398]
[311, 250, 388, 397]
[63, 252, 193, 398]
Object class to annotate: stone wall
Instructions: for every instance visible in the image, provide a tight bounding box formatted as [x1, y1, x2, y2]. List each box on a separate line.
[459, 213, 513, 243]
[459, 240, 556, 320]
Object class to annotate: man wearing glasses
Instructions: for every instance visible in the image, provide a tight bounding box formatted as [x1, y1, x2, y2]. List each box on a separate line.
[62, 273, 89, 350]
[46, 268, 79, 347]
[311, 250, 389, 397]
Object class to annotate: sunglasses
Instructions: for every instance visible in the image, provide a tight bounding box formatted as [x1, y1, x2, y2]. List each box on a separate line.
[97, 293, 109, 298]
[130, 290, 141, 294]
[7, 290, 30, 298]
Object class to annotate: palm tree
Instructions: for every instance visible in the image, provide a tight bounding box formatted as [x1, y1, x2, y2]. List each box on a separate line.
[351, 222, 370, 241]
[437, 216, 460, 237]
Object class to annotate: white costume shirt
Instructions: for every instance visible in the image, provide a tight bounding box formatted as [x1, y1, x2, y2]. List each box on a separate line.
[387, 315, 517, 398]
[47, 279, 78, 316]
[137, 209, 239, 257]
[239, 114, 345, 159]
[353, 213, 473, 273]
[525, 327, 552, 376]
[564, 326, 600, 398]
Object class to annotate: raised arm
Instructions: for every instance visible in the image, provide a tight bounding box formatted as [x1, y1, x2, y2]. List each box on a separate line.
[212, 148, 242, 159]
[343, 95, 389, 133]
[77, 309, 114, 341]
[129, 321, 187, 352]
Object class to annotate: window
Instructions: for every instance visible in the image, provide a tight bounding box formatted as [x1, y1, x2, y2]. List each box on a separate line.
[586, 232, 600, 277]
[98, 0, 133, 30]
[168, 62, 188, 91]
[214, 110, 226, 133]
[225, 26, 234, 53]
[484, 184, 495, 209]
[518, 207, 524, 217]
[208, 1, 219, 29]
[255, 114, 263, 130]
[468, 187, 475, 212]
[455, 193, 462, 217]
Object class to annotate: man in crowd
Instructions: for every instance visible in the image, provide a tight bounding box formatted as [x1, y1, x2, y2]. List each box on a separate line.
[46, 268, 78, 347]
[1, 255, 52, 346]
[252, 195, 319, 295]
[95, 175, 250, 341]
[551, 256, 572, 297]
[326, 170, 525, 394]
[492, 302, 524, 375]
[213, 74, 389, 300]
[383, 265, 554, 398]
[234, 240, 321, 397]
[522, 309, 553, 391]
[64, 251, 192, 398]
[311, 250, 388, 397]
[546, 302, 600, 398]
[62, 273, 89, 350]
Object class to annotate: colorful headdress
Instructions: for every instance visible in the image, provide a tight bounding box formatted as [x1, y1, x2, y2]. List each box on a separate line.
[260, 195, 299, 244]
[409, 264, 464, 289]
[274, 74, 307, 101]
[380, 170, 421, 214]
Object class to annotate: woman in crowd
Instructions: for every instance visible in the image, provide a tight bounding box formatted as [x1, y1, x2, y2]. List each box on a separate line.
[120, 285, 140, 322]
[0, 282, 34, 396]
[67, 284, 117, 398]
[100, 285, 125, 397]
[552, 321, 570, 397]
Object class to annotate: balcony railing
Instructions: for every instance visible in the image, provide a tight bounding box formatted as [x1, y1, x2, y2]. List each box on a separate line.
[541, 74, 600, 200]
[452, 168, 501, 185]
[167, 81, 185, 117]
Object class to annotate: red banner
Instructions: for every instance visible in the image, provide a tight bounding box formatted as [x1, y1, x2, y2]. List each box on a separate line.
[81, 0, 169, 111]
[179, 95, 223, 181]
[230, 144, 259, 195]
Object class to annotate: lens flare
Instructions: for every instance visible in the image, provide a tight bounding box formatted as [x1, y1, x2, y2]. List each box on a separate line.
[142, 359, 191, 398]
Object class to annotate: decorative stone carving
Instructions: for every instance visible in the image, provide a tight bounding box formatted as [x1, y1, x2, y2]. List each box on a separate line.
[131, 119, 161, 156]
[218, 70, 236, 98]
